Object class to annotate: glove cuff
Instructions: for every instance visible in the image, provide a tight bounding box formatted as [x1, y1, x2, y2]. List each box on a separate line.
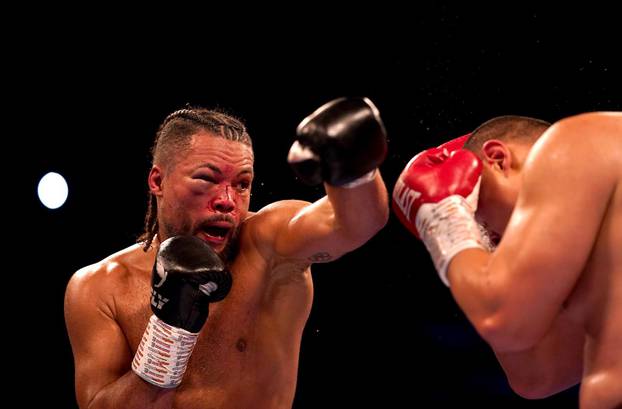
[416, 195, 487, 286]
[132, 315, 199, 388]
[338, 168, 377, 189]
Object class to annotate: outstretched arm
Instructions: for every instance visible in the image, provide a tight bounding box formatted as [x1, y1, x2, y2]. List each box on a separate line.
[265, 98, 389, 263]
[276, 172, 388, 262]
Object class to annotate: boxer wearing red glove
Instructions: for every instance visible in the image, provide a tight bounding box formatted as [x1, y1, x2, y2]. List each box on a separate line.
[393, 113, 622, 409]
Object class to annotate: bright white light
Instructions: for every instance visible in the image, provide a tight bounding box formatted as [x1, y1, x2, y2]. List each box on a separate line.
[38, 172, 69, 209]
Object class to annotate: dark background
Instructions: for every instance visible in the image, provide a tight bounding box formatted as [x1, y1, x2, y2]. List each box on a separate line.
[16, 4, 621, 408]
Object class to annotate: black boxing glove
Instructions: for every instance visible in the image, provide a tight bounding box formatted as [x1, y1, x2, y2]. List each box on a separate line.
[132, 236, 232, 388]
[288, 97, 387, 187]
[150, 235, 231, 332]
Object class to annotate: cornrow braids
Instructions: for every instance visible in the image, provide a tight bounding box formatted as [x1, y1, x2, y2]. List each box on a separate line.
[159, 107, 251, 147]
[140, 194, 159, 251]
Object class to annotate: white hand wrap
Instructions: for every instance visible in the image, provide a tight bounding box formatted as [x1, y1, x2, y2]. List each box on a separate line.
[415, 179, 487, 286]
[132, 314, 199, 388]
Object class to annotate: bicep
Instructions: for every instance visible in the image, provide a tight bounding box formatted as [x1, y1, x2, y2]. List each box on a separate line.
[256, 199, 350, 264]
[65, 276, 133, 408]
[258, 176, 388, 264]
[275, 197, 367, 262]
[277, 197, 344, 261]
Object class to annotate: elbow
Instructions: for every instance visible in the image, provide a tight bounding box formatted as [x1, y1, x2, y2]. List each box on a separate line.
[476, 314, 542, 353]
[365, 206, 389, 242]
[510, 384, 553, 400]
[348, 203, 389, 241]
[330, 196, 388, 254]
[337, 211, 387, 254]
[507, 376, 559, 400]
[371, 194, 390, 233]
[374, 203, 390, 233]
[507, 374, 575, 400]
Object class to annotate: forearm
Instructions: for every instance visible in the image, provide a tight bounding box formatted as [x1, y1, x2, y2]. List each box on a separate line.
[447, 248, 511, 347]
[324, 171, 389, 243]
[285, 97, 388, 259]
[448, 248, 551, 352]
[86, 371, 175, 409]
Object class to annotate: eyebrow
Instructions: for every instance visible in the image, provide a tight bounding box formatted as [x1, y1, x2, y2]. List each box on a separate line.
[196, 163, 253, 177]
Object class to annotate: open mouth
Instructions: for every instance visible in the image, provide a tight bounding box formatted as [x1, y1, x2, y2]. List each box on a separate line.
[200, 220, 234, 245]
[204, 225, 230, 239]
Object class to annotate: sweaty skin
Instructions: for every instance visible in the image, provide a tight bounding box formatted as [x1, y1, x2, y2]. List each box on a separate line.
[65, 134, 388, 409]
[448, 113, 622, 409]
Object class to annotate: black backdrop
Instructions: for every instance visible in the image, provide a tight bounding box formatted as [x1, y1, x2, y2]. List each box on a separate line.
[16, 4, 621, 408]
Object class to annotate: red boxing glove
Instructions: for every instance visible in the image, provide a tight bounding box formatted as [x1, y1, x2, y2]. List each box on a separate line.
[420, 133, 471, 165]
[391, 134, 471, 237]
[392, 134, 488, 285]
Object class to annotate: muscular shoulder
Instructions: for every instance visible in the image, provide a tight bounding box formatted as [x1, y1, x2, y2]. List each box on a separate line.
[555, 111, 622, 129]
[65, 243, 152, 317]
[254, 200, 311, 221]
[527, 112, 621, 176]
[242, 200, 311, 259]
[542, 112, 621, 153]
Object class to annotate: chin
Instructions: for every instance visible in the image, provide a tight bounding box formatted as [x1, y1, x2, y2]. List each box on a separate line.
[215, 241, 230, 256]
[195, 231, 240, 264]
[220, 233, 241, 264]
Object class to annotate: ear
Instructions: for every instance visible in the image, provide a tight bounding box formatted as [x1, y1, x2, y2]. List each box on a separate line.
[148, 166, 164, 197]
[481, 139, 513, 177]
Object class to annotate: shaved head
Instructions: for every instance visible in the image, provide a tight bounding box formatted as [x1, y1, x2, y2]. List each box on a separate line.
[464, 115, 551, 156]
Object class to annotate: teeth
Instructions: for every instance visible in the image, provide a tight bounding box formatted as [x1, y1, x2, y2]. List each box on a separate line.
[204, 226, 228, 238]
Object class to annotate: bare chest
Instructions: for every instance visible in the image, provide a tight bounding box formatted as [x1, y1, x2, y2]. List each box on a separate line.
[115, 256, 314, 406]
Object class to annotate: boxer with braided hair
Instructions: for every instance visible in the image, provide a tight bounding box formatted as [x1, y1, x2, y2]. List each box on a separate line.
[65, 99, 389, 409]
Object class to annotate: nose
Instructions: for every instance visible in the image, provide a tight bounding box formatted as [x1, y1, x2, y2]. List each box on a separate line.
[212, 185, 235, 213]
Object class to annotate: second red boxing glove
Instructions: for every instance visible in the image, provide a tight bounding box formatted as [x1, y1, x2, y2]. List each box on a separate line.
[392, 134, 488, 285]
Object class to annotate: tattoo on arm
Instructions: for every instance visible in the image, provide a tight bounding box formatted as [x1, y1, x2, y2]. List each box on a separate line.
[308, 252, 332, 262]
